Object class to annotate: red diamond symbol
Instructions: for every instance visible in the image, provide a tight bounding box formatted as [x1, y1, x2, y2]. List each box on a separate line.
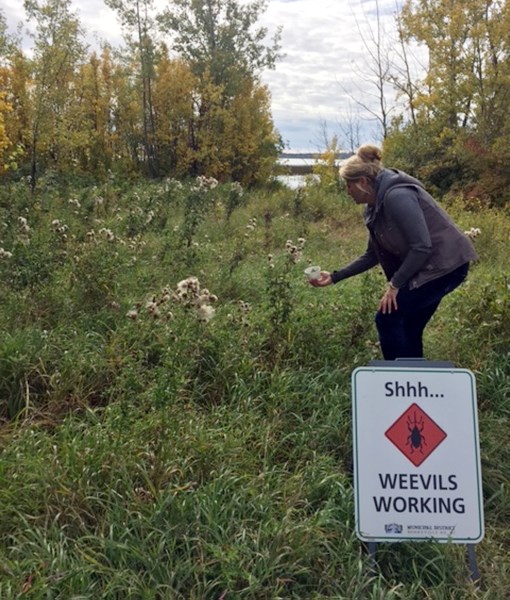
[385, 403, 447, 467]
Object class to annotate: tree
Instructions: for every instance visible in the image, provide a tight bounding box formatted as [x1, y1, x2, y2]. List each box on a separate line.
[24, 0, 87, 191]
[0, 0, 283, 185]
[157, 0, 282, 182]
[0, 12, 14, 173]
[158, 0, 282, 97]
[389, 8, 426, 129]
[313, 135, 341, 192]
[108, 51, 146, 174]
[385, 0, 510, 203]
[203, 76, 280, 185]
[340, 0, 395, 140]
[338, 104, 362, 154]
[104, 0, 160, 177]
[74, 46, 117, 176]
[400, 0, 476, 131]
[152, 47, 197, 176]
[0, 88, 13, 175]
[0, 9, 8, 58]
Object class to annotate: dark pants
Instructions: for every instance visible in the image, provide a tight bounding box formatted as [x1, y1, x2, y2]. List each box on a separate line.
[375, 263, 469, 360]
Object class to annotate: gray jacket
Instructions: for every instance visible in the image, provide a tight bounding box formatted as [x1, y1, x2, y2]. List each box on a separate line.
[332, 169, 478, 289]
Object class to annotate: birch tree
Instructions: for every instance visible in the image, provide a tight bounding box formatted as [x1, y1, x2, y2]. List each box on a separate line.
[24, 0, 86, 191]
[105, 0, 160, 176]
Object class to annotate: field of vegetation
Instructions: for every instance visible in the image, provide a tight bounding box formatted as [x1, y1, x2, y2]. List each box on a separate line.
[0, 175, 509, 599]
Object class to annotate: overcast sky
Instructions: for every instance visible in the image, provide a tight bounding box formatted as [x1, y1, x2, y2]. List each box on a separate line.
[2, 0, 417, 152]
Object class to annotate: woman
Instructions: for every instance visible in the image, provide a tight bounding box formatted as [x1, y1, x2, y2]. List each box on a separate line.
[310, 144, 478, 360]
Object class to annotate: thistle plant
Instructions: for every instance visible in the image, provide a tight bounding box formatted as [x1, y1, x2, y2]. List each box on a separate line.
[264, 238, 306, 358]
[180, 176, 219, 264]
[224, 181, 245, 222]
[126, 277, 218, 325]
[182, 177, 218, 247]
[17, 216, 31, 246]
[292, 187, 305, 218]
[464, 227, 482, 239]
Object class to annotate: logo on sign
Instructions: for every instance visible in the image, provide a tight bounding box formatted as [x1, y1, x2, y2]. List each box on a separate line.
[385, 403, 447, 467]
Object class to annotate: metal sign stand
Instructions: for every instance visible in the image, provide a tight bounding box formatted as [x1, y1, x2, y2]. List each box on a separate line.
[366, 539, 480, 584]
[359, 358, 482, 584]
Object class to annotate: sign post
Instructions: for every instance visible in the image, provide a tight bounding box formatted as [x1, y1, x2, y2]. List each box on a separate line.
[351, 361, 484, 580]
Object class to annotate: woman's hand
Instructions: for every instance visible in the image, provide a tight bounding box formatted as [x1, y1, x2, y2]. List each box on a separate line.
[309, 271, 333, 287]
[379, 283, 399, 313]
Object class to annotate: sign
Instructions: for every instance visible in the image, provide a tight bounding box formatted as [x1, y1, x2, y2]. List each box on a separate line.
[352, 367, 484, 543]
[385, 402, 447, 467]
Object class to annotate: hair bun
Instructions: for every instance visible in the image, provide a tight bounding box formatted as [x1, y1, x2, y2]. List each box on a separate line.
[339, 143, 383, 180]
[357, 144, 382, 163]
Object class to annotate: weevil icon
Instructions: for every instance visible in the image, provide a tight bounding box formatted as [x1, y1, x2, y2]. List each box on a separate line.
[407, 411, 427, 454]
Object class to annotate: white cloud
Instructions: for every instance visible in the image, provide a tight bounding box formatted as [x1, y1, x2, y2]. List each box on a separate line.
[2, 0, 413, 151]
[259, 0, 403, 150]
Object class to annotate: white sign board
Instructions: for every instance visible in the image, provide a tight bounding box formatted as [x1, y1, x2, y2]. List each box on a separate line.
[352, 367, 484, 543]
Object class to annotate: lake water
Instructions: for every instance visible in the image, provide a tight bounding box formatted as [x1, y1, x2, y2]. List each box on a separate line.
[275, 174, 320, 189]
[276, 156, 344, 189]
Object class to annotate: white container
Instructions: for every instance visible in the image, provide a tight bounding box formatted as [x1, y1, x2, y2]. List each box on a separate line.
[304, 266, 321, 280]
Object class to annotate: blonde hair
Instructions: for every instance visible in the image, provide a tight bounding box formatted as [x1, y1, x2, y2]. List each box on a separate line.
[339, 144, 383, 181]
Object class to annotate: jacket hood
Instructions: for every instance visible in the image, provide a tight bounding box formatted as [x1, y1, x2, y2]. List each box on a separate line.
[364, 169, 426, 226]
[375, 168, 425, 202]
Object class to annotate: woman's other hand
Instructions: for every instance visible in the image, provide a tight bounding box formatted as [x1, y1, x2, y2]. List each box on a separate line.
[379, 283, 399, 313]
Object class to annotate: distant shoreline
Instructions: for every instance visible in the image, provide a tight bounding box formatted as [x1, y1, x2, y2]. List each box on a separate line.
[278, 152, 351, 160]
[277, 152, 350, 174]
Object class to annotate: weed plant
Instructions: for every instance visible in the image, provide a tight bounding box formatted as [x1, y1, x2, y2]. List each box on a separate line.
[0, 176, 508, 598]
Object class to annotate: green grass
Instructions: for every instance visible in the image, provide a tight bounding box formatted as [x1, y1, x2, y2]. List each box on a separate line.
[0, 177, 508, 598]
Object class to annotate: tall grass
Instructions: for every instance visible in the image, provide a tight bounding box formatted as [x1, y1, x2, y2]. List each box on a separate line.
[0, 176, 508, 598]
